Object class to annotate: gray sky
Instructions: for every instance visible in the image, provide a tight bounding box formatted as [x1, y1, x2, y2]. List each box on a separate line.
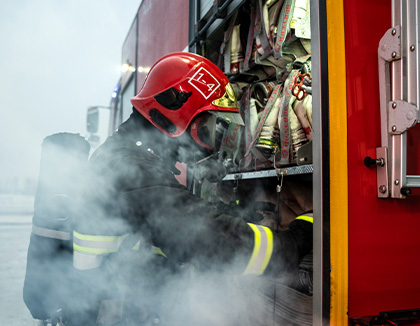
[0, 0, 141, 179]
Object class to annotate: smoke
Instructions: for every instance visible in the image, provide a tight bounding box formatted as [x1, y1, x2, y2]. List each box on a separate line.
[0, 1, 320, 325]
[23, 123, 313, 325]
[0, 0, 140, 180]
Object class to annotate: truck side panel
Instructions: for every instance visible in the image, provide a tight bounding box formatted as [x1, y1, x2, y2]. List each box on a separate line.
[136, 0, 189, 93]
[345, 0, 420, 318]
[121, 18, 138, 90]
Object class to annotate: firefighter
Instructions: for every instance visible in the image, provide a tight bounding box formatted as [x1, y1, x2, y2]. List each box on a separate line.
[71, 52, 313, 325]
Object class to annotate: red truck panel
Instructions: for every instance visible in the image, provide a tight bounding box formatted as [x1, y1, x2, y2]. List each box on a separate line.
[345, 0, 420, 318]
[136, 0, 189, 93]
[121, 18, 138, 89]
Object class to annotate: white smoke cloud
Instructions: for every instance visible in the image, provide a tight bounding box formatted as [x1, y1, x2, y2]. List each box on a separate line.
[0, 1, 140, 325]
[22, 128, 313, 325]
[0, 0, 140, 179]
[0, 1, 315, 324]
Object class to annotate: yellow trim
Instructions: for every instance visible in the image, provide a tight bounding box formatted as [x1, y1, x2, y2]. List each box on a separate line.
[244, 223, 262, 274]
[151, 247, 168, 258]
[73, 231, 129, 242]
[132, 241, 141, 251]
[243, 224, 273, 275]
[327, 0, 349, 324]
[212, 83, 238, 109]
[73, 243, 117, 255]
[295, 215, 314, 224]
[259, 225, 273, 274]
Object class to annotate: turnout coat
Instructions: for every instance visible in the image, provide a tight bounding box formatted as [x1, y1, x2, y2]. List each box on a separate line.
[72, 110, 313, 325]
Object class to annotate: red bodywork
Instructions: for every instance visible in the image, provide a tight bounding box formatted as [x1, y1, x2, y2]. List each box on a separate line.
[135, 0, 190, 93]
[119, 0, 189, 186]
[345, 0, 420, 319]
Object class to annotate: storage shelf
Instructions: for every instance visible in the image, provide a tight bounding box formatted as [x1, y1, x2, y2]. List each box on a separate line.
[222, 164, 313, 181]
[190, 0, 248, 49]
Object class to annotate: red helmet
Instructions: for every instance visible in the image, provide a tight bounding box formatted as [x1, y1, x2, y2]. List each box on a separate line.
[131, 52, 239, 138]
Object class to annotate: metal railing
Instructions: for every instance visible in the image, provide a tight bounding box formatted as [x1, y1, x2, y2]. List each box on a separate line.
[375, 0, 420, 198]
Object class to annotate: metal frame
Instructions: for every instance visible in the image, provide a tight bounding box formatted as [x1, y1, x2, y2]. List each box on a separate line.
[188, 0, 329, 323]
[377, 0, 420, 198]
[188, 0, 247, 53]
[222, 165, 314, 181]
[311, 0, 329, 324]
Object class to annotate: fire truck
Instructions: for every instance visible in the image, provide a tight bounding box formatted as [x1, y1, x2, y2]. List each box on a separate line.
[87, 0, 420, 325]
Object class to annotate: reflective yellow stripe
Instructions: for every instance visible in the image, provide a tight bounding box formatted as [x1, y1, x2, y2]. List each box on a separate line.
[132, 240, 141, 251]
[243, 223, 273, 275]
[261, 226, 273, 273]
[73, 232, 128, 270]
[73, 231, 128, 242]
[73, 231, 128, 256]
[295, 215, 314, 224]
[73, 243, 118, 255]
[151, 246, 168, 258]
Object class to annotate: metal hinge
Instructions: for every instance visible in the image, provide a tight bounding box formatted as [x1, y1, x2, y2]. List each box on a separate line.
[374, 1, 420, 198]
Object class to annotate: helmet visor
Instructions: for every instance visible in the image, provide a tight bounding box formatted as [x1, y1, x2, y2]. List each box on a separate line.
[212, 83, 237, 109]
[190, 110, 243, 151]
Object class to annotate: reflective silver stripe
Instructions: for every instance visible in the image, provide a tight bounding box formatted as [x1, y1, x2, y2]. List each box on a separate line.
[243, 223, 273, 275]
[96, 299, 124, 324]
[73, 236, 124, 250]
[73, 231, 128, 270]
[73, 250, 104, 270]
[32, 225, 71, 241]
[73, 231, 128, 255]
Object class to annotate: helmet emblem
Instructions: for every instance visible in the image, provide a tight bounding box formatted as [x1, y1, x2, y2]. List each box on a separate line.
[188, 67, 221, 99]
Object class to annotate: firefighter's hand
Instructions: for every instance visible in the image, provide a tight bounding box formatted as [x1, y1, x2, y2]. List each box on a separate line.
[194, 158, 227, 183]
[257, 210, 281, 231]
